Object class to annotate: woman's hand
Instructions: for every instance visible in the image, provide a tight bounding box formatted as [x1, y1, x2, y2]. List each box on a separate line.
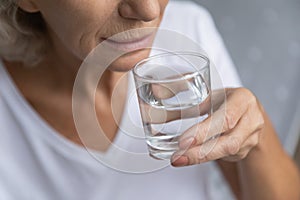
[171, 87, 265, 166]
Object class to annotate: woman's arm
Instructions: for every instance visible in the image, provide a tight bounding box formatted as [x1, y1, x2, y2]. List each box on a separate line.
[217, 113, 300, 199]
[171, 88, 300, 199]
[237, 113, 300, 200]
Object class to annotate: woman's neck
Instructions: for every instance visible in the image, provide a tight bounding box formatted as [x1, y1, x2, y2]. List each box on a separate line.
[3, 56, 128, 151]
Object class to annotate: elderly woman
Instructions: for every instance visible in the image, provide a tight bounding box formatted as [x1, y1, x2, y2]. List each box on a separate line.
[0, 0, 299, 200]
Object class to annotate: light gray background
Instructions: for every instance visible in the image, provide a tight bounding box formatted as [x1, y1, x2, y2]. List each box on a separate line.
[181, 0, 300, 154]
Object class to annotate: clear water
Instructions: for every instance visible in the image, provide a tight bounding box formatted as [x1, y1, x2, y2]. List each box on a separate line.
[137, 73, 210, 159]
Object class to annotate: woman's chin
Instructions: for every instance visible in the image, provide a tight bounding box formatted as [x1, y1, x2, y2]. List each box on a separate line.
[107, 48, 151, 72]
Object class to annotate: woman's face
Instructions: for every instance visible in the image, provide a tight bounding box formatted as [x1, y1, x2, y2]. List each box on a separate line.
[23, 0, 169, 71]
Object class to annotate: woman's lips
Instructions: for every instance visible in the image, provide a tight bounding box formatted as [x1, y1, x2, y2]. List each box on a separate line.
[102, 33, 154, 52]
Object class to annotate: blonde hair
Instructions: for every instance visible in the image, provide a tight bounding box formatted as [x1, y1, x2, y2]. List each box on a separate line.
[0, 0, 47, 66]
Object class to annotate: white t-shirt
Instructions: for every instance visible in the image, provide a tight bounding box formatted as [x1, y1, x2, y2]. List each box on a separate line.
[0, 1, 241, 200]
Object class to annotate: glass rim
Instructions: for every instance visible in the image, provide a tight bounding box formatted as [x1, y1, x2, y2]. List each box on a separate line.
[132, 51, 210, 84]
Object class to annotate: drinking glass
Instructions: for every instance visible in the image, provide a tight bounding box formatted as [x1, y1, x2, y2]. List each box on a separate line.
[133, 51, 211, 159]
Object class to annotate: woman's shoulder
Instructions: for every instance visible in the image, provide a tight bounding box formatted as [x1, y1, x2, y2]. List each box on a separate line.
[167, 1, 209, 13]
[165, 1, 212, 23]
[160, 1, 216, 44]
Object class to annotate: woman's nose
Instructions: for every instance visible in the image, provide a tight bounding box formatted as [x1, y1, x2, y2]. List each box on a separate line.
[118, 0, 161, 22]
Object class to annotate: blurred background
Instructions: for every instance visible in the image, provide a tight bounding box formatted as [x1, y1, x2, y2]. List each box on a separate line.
[176, 0, 300, 163]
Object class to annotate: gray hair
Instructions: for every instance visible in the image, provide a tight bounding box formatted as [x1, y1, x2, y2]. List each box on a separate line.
[0, 0, 47, 66]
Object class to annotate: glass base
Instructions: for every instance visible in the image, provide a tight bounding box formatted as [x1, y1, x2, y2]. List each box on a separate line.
[148, 146, 175, 160]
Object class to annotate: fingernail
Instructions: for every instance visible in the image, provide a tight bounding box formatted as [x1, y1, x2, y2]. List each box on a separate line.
[179, 137, 196, 149]
[171, 155, 189, 167]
